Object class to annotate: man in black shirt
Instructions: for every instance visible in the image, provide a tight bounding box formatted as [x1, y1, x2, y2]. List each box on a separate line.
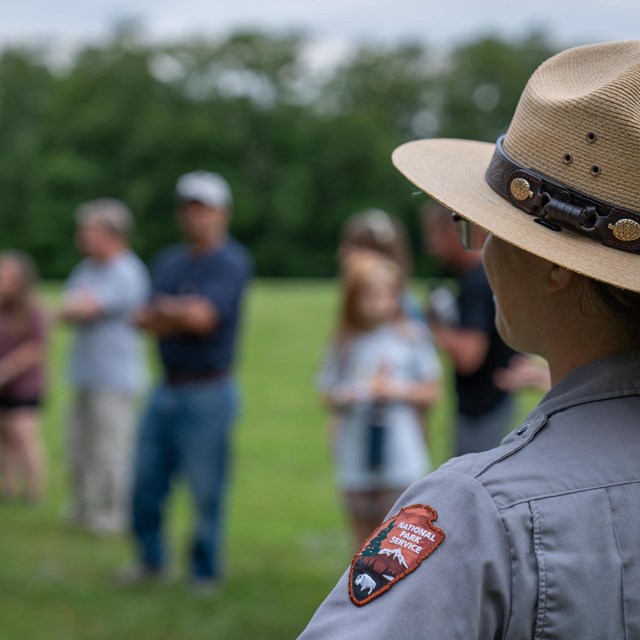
[422, 203, 516, 455]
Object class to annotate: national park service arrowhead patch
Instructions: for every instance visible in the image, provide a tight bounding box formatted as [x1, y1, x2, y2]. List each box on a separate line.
[349, 504, 445, 606]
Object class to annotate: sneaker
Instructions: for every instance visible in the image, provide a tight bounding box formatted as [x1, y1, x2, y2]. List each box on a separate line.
[115, 563, 165, 587]
[190, 578, 221, 598]
[87, 518, 126, 537]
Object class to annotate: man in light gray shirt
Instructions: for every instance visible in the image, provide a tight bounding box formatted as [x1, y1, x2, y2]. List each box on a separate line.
[61, 198, 150, 535]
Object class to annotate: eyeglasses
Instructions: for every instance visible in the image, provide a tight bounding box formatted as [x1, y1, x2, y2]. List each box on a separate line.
[450, 213, 487, 251]
[451, 213, 473, 250]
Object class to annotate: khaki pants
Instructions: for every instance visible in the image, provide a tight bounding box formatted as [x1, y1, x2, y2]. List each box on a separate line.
[68, 389, 137, 534]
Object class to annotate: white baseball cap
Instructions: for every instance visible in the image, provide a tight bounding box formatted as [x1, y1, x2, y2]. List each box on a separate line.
[175, 170, 233, 209]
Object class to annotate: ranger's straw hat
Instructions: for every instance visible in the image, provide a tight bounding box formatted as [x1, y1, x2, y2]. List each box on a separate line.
[393, 41, 640, 292]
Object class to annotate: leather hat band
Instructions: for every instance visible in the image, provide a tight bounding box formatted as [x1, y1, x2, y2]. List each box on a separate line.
[484, 135, 640, 254]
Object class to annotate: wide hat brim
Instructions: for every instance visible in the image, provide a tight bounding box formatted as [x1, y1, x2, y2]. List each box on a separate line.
[393, 138, 640, 293]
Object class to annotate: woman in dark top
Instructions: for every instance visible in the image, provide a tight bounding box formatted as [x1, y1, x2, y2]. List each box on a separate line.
[0, 251, 48, 503]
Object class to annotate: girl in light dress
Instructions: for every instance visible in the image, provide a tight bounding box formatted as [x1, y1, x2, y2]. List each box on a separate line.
[318, 252, 441, 546]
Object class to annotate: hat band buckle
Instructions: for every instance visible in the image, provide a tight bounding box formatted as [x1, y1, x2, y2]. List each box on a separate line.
[485, 136, 640, 254]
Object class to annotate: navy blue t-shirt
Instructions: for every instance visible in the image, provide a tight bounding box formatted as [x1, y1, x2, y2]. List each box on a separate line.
[149, 238, 252, 375]
[455, 263, 516, 417]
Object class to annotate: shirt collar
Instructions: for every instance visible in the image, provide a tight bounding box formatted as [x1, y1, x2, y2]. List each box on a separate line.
[475, 349, 640, 474]
[534, 349, 640, 419]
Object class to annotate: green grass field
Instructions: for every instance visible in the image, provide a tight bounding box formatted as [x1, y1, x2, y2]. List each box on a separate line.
[0, 281, 543, 639]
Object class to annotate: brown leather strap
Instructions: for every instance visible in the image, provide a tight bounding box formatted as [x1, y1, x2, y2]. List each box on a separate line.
[484, 136, 640, 254]
[165, 370, 229, 386]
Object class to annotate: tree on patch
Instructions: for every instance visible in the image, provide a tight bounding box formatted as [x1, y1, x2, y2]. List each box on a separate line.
[361, 520, 395, 557]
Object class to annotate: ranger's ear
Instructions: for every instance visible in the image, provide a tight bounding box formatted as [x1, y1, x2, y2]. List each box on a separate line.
[546, 264, 575, 294]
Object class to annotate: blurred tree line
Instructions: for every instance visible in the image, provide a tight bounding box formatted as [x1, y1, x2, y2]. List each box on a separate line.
[0, 25, 557, 278]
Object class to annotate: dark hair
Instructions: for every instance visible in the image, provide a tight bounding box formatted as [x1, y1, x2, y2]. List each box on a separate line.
[582, 278, 640, 341]
[0, 250, 38, 303]
[0, 251, 40, 336]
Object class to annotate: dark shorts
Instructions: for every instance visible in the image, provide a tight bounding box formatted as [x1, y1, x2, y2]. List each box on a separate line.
[0, 396, 42, 410]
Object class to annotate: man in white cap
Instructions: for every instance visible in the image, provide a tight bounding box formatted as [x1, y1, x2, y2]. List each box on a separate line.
[124, 171, 252, 593]
[300, 41, 640, 638]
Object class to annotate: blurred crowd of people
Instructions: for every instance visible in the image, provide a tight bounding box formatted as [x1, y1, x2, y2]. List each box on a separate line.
[0, 170, 252, 595]
[0, 170, 549, 587]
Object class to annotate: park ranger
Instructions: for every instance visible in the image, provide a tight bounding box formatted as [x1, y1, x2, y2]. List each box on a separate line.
[299, 41, 640, 638]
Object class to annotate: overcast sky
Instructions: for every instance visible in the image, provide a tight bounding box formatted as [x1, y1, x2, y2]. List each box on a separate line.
[1, 0, 638, 54]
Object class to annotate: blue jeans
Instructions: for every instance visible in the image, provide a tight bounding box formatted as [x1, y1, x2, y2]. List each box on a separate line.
[131, 378, 238, 580]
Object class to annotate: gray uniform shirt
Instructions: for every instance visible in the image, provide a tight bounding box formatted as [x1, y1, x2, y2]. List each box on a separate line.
[65, 250, 150, 393]
[299, 350, 640, 639]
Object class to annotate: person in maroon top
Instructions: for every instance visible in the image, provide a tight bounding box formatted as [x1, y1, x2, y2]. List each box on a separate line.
[0, 251, 48, 502]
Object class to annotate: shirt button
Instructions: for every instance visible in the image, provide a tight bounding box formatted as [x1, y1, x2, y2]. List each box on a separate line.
[516, 425, 529, 436]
